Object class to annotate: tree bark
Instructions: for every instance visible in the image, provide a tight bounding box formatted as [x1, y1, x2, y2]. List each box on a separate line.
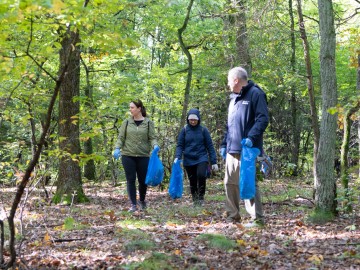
[289, 0, 300, 176]
[358, 53, 360, 178]
[235, 0, 252, 76]
[296, 0, 320, 182]
[223, 0, 252, 76]
[315, 0, 338, 214]
[340, 99, 360, 211]
[54, 27, 88, 204]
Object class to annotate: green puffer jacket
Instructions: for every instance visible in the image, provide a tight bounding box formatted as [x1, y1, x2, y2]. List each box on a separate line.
[115, 117, 158, 157]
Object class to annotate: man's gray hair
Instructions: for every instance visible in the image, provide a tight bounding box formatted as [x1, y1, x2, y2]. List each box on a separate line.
[228, 67, 248, 81]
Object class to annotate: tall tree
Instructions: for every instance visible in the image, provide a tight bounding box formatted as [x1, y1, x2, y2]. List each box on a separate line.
[358, 53, 360, 178]
[81, 57, 96, 180]
[340, 98, 360, 211]
[296, 0, 320, 180]
[53, 26, 88, 203]
[234, 0, 252, 76]
[289, 0, 300, 175]
[223, 0, 252, 75]
[315, 0, 338, 215]
[177, 0, 195, 130]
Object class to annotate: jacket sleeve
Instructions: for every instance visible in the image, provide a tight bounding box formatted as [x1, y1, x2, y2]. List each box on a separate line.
[204, 128, 217, 165]
[247, 90, 269, 143]
[220, 124, 228, 149]
[148, 120, 158, 148]
[175, 128, 185, 159]
[114, 120, 127, 149]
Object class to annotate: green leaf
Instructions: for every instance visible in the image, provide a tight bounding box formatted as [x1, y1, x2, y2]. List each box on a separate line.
[63, 217, 75, 230]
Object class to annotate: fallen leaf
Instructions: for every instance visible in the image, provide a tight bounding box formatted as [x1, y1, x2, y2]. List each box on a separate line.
[43, 232, 52, 246]
[237, 239, 247, 246]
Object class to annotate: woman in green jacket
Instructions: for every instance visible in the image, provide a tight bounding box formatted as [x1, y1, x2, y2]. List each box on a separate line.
[113, 100, 159, 212]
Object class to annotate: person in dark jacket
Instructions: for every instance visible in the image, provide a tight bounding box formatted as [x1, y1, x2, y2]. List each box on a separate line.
[220, 67, 269, 227]
[175, 108, 218, 206]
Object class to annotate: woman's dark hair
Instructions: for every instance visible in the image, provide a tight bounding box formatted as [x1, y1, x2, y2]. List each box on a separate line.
[131, 99, 147, 117]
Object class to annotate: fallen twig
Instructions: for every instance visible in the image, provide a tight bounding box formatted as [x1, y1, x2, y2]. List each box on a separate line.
[53, 238, 86, 243]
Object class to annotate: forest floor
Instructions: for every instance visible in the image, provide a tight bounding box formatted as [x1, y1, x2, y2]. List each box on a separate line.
[1, 176, 360, 270]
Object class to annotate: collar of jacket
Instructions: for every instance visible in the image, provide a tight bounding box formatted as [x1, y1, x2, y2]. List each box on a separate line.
[235, 80, 254, 103]
[128, 117, 148, 124]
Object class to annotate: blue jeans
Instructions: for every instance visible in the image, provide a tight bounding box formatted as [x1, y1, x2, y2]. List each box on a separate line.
[122, 155, 149, 205]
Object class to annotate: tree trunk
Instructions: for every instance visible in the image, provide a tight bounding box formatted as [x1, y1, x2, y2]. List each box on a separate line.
[235, 0, 252, 77]
[223, 0, 252, 76]
[358, 53, 360, 178]
[54, 27, 88, 204]
[296, 0, 320, 182]
[340, 99, 360, 212]
[81, 58, 96, 181]
[289, 0, 300, 176]
[177, 0, 194, 131]
[315, 0, 338, 215]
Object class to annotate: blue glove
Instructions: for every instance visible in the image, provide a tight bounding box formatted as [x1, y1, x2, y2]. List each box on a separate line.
[220, 148, 226, 160]
[113, 148, 121, 160]
[243, 138, 253, 148]
[154, 145, 160, 151]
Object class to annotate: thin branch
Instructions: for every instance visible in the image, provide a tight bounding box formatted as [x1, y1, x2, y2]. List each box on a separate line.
[186, 37, 207, 50]
[53, 238, 86, 242]
[337, 8, 360, 26]
[168, 68, 189, 76]
[303, 14, 319, 24]
[25, 17, 57, 81]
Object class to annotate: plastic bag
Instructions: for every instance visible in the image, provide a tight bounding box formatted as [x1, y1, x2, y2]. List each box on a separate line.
[145, 147, 164, 186]
[168, 159, 183, 199]
[260, 155, 272, 178]
[239, 139, 260, 200]
[257, 152, 273, 179]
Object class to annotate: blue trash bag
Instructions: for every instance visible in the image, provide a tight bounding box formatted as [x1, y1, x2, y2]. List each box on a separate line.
[168, 159, 183, 199]
[145, 147, 164, 186]
[239, 139, 260, 200]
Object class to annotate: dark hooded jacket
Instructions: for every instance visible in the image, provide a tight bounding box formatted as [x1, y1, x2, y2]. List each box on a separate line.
[221, 81, 269, 154]
[175, 108, 217, 167]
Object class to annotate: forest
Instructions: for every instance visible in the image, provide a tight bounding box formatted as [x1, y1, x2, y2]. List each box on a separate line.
[0, 0, 359, 269]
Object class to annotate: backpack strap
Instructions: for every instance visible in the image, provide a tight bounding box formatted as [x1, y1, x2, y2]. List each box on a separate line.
[124, 119, 129, 141]
[184, 124, 206, 144]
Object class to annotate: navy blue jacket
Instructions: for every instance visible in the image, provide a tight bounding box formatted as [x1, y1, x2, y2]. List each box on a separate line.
[221, 81, 269, 154]
[175, 109, 217, 166]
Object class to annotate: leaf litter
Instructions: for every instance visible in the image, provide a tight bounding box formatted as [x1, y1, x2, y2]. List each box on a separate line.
[0, 178, 359, 269]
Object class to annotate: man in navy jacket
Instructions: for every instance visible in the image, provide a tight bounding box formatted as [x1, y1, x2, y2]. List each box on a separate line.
[220, 67, 269, 227]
